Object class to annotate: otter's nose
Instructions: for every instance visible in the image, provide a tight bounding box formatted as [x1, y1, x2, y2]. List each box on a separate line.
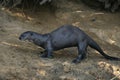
[19, 36, 21, 40]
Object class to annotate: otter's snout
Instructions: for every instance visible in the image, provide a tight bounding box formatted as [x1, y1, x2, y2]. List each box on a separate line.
[19, 36, 23, 40]
[19, 35, 26, 41]
[19, 31, 33, 41]
[19, 37, 21, 40]
[19, 36, 22, 40]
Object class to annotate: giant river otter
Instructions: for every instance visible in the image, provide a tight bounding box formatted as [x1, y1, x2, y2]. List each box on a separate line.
[19, 25, 120, 63]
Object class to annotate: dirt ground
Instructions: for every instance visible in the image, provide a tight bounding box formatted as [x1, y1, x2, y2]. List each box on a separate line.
[0, 1, 120, 80]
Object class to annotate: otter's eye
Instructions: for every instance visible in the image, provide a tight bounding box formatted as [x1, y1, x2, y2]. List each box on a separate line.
[30, 33, 33, 36]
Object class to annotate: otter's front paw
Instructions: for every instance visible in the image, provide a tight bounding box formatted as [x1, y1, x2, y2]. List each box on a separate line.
[40, 53, 47, 58]
[40, 54, 54, 59]
[72, 59, 81, 63]
[47, 55, 54, 59]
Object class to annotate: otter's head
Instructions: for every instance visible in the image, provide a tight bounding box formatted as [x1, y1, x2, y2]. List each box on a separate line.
[19, 31, 34, 42]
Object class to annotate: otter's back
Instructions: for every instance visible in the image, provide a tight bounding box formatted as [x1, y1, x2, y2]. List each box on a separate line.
[50, 25, 86, 50]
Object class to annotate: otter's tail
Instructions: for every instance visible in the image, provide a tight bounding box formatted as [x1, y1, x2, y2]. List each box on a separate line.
[88, 37, 120, 61]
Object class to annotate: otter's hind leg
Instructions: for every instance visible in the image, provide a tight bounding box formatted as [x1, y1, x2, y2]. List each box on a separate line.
[72, 40, 88, 63]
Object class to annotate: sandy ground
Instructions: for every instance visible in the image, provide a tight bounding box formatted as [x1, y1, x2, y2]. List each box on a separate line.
[0, 1, 120, 80]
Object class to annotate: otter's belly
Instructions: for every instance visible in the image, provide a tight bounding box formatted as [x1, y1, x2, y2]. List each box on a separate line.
[51, 36, 78, 50]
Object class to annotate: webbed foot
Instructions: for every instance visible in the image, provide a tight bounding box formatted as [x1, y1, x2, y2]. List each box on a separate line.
[47, 55, 54, 59]
[72, 58, 81, 63]
[40, 53, 54, 59]
[40, 53, 47, 58]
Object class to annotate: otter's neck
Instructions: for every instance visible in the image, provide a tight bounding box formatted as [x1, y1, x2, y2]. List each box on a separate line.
[32, 33, 49, 48]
